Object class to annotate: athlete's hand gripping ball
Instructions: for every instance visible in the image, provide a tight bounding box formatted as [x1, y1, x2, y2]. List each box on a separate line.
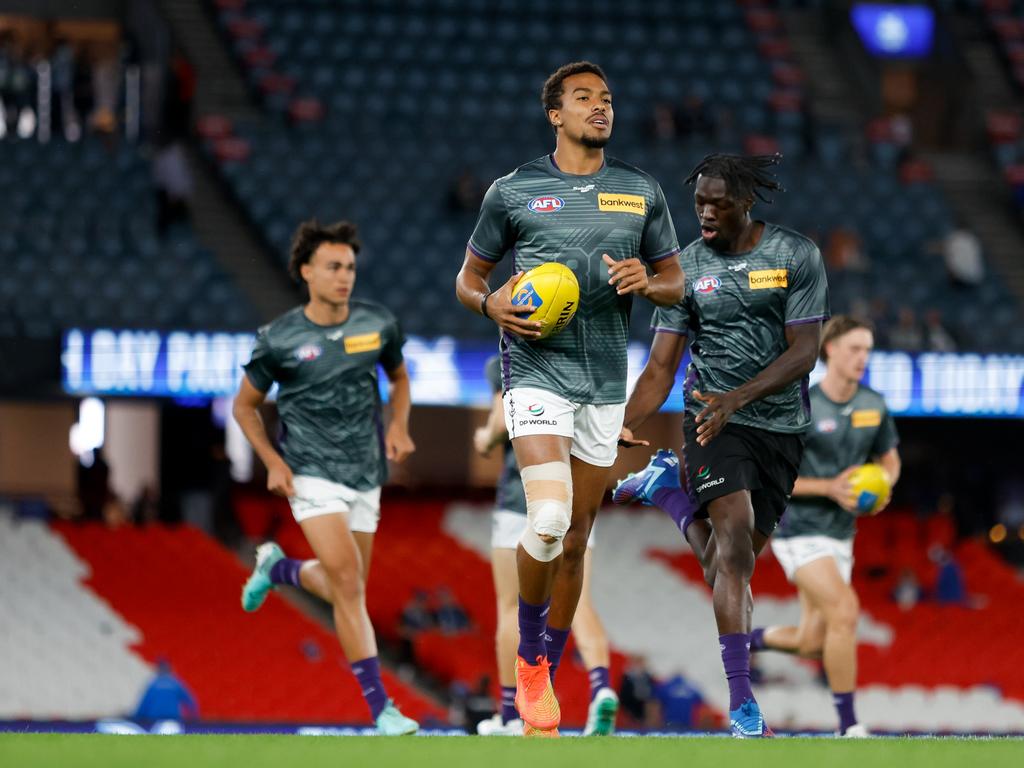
[485, 271, 544, 339]
[827, 466, 859, 513]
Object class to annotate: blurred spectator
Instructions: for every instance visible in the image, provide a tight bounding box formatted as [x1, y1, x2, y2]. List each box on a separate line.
[77, 447, 111, 521]
[824, 227, 869, 273]
[0, 31, 37, 139]
[892, 567, 922, 611]
[888, 307, 924, 352]
[677, 92, 715, 140]
[654, 674, 703, 730]
[942, 228, 984, 288]
[648, 102, 677, 142]
[923, 309, 957, 352]
[130, 485, 161, 525]
[89, 41, 121, 135]
[50, 35, 81, 141]
[398, 590, 434, 638]
[447, 168, 485, 213]
[434, 587, 470, 635]
[618, 654, 659, 727]
[927, 545, 986, 608]
[134, 659, 199, 721]
[153, 139, 193, 236]
[102, 495, 130, 528]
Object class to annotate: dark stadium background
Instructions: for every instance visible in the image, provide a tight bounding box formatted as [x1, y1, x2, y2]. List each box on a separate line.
[1, 0, 1023, 737]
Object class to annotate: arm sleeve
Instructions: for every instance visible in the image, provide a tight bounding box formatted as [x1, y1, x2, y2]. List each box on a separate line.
[467, 182, 515, 262]
[651, 293, 692, 336]
[241, 327, 278, 392]
[641, 183, 681, 264]
[871, 404, 900, 455]
[484, 355, 502, 394]
[785, 242, 831, 326]
[379, 315, 406, 372]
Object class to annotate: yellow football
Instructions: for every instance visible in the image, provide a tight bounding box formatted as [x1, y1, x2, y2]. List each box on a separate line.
[849, 463, 891, 515]
[510, 262, 580, 340]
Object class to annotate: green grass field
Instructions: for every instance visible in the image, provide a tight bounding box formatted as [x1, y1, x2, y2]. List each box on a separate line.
[2, 734, 1023, 768]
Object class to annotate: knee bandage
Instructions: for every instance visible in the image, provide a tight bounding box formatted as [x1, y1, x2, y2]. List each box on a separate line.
[519, 461, 573, 562]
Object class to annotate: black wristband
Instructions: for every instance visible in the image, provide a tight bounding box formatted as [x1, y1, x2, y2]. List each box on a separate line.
[480, 291, 493, 319]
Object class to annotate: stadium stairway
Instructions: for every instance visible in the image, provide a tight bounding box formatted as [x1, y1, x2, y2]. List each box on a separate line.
[0, 508, 443, 724]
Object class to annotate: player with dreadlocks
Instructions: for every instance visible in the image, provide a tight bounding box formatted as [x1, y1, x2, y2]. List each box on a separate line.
[611, 154, 829, 737]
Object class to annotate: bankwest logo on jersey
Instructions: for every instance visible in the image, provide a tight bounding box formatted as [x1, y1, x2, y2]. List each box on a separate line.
[851, 409, 882, 428]
[344, 332, 381, 354]
[598, 193, 646, 215]
[748, 269, 788, 289]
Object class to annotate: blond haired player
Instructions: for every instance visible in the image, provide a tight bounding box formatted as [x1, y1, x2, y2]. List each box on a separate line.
[752, 315, 901, 737]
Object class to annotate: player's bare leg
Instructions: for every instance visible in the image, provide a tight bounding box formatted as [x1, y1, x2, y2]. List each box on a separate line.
[704, 490, 774, 736]
[477, 547, 524, 735]
[298, 515, 376, 660]
[755, 589, 826, 659]
[572, 549, 618, 735]
[511, 433, 572, 732]
[547, 457, 609, 629]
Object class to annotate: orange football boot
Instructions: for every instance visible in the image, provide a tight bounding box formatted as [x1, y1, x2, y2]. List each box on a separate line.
[523, 723, 560, 738]
[514, 655, 560, 730]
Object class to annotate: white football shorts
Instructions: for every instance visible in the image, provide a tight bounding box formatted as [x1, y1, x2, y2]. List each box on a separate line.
[288, 474, 381, 533]
[771, 535, 854, 585]
[502, 386, 624, 468]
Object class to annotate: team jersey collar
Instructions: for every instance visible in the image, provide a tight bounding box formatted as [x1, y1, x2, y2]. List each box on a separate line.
[547, 153, 608, 179]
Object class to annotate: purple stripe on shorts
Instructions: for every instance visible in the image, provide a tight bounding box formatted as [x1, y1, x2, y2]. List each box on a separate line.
[785, 314, 827, 327]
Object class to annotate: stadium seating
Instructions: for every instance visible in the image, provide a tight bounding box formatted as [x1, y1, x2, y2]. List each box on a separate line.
[201, 0, 1023, 351]
[232, 490, 624, 728]
[230, 493, 1024, 732]
[0, 137, 258, 338]
[0, 506, 443, 724]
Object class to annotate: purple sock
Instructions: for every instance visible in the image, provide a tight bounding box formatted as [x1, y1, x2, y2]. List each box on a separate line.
[652, 487, 699, 539]
[269, 557, 303, 587]
[588, 666, 610, 701]
[750, 627, 767, 652]
[350, 656, 389, 720]
[720, 633, 754, 711]
[517, 597, 550, 665]
[545, 626, 571, 680]
[500, 686, 518, 724]
[833, 691, 857, 733]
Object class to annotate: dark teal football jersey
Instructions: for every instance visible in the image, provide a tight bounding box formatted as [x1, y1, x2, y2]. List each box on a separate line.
[243, 301, 404, 490]
[653, 223, 829, 433]
[469, 154, 680, 404]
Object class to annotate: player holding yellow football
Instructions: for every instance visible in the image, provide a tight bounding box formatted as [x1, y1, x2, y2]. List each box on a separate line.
[753, 315, 901, 737]
[455, 61, 683, 735]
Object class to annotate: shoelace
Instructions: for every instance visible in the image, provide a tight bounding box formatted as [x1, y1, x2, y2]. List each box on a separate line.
[521, 656, 552, 692]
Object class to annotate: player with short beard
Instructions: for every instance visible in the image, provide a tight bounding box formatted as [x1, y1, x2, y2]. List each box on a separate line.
[455, 61, 684, 736]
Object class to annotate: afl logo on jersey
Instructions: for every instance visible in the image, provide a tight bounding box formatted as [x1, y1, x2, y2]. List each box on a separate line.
[295, 344, 322, 362]
[817, 418, 838, 433]
[693, 275, 721, 294]
[528, 196, 565, 213]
